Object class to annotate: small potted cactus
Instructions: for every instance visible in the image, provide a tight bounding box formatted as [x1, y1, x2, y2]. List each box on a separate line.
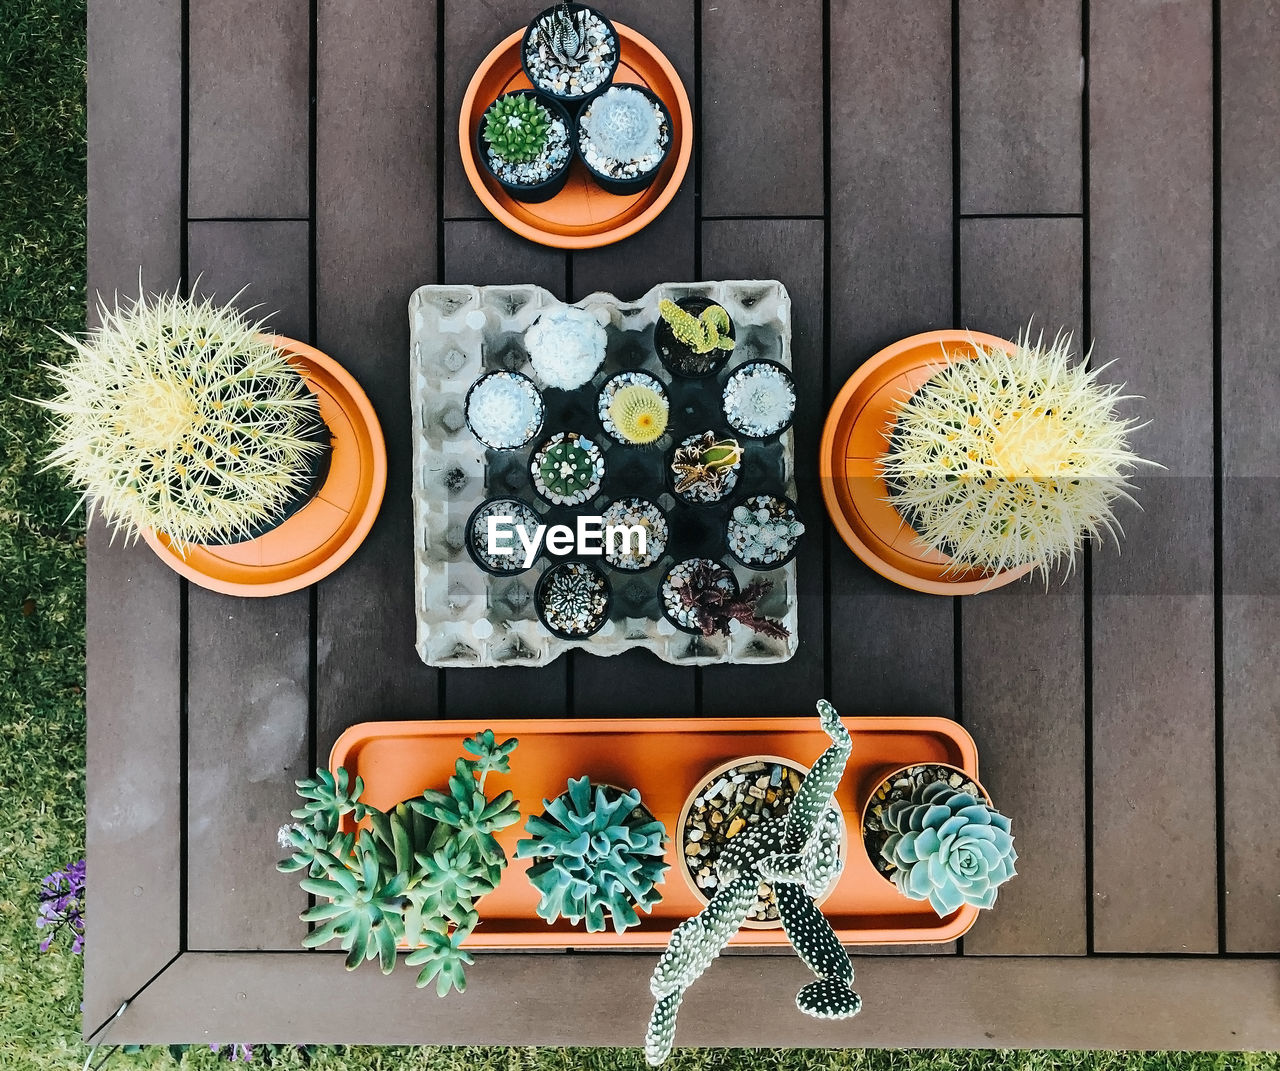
[466, 497, 543, 575]
[524, 305, 608, 389]
[521, 2, 619, 109]
[515, 776, 669, 934]
[659, 557, 788, 639]
[277, 731, 520, 996]
[464, 370, 544, 450]
[725, 494, 805, 570]
[645, 701, 862, 1066]
[40, 288, 331, 557]
[530, 431, 605, 505]
[670, 431, 742, 504]
[477, 90, 573, 203]
[861, 763, 1016, 916]
[722, 359, 796, 439]
[655, 297, 735, 378]
[598, 371, 670, 446]
[576, 84, 672, 195]
[535, 559, 612, 638]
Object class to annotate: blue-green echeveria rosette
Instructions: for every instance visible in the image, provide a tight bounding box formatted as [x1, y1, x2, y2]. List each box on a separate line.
[879, 779, 1017, 916]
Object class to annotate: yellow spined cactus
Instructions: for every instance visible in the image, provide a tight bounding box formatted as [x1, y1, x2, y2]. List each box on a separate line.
[880, 330, 1151, 580]
[607, 384, 669, 444]
[40, 287, 326, 553]
[658, 299, 735, 355]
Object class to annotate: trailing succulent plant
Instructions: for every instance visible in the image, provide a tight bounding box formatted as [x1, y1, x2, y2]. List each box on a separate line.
[483, 94, 552, 164]
[881, 328, 1151, 580]
[658, 299, 736, 356]
[277, 731, 520, 996]
[40, 287, 327, 553]
[581, 86, 662, 162]
[515, 777, 669, 934]
[875, 773, 1016, 916]
[608, 383, 669, 445]
[645, 700, 860, 1065]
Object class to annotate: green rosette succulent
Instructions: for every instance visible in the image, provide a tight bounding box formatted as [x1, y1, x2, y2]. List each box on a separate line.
[516, 777, 668, 934]
[879, 779, 1017, 916]
[483, 93, 551, 164]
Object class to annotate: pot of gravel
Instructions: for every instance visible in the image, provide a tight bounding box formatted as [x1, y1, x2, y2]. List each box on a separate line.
[522, 3, 620, 111]
[476, 90, 574, 204]
[534, 558, 613, 640]
[576, 84, 673, 196]
[676, 755, 847, 928]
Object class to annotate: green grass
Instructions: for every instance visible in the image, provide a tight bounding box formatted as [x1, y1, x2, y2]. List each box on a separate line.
[0, 3, 1277, 1071]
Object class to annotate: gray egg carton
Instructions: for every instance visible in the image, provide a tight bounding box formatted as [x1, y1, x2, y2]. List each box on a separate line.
[408, 280, 800, 668]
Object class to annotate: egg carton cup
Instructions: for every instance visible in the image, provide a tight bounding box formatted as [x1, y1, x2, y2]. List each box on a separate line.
[409, 280, 800, 668]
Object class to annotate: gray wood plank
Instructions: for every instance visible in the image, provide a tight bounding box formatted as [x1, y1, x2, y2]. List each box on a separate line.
[444, 0, 549, 220]
[828, 0, 956, 715]
[1088, 0, 1216, 953]
[957, 217, 1087, 955]
[959, 0, 1083, 214]
[702, 0, 823, 217]
[315, 0, 440, 757]
[1221, 0, 1280, 953]
[188, 0, 309, 218]
[188, 221, 311, 341]
[84, 0, 184, 1034]
[116, 953, 1280, 1049]
[443, 221, 571, 716]
[700, 219, 826, 713]
[184, 225, 312, 950]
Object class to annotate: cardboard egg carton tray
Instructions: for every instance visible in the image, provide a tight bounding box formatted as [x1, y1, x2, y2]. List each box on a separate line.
[408, 280, 800, 668]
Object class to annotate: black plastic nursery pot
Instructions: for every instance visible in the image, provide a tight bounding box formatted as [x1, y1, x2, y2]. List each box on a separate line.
[723, 492, 804, 571]
[202, 416, 334, 546]
[659, 557, 740, 635]
[534, 558, 614, 639]
[721, 358, 797, 440]
[521, 4, 621, 111]
[464, 370, 545, 450]
[575, 84, 673, 196]
[465, 497, 544, 576]
[655, 296, 736, 379]
[476, 90, 574, 205]
[667, 431, 742, 506]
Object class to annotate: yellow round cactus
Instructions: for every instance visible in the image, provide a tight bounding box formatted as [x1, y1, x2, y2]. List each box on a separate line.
[40, 287, 327, 553]
[880, 330, 1150, 580]
[607, 384, 669, 444]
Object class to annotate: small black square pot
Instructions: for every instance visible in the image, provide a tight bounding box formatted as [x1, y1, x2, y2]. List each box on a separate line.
[575, 84, 673, 196]
[655, 297, 736, 379]
[476, 90, 574, 204]
[521, 4, 621, 111]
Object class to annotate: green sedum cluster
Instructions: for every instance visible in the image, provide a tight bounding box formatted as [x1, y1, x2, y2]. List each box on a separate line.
[658, 299, 736, 356]
[278, 731, 519, 996]
[516, 777, 669, 934]
[878, 777, 1017, 916]
[483, 93, 551, 164]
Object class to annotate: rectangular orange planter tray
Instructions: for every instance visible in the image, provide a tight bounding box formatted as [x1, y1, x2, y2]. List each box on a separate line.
[330, 716, 980, 947]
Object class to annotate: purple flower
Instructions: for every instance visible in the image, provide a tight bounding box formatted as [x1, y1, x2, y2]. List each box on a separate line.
[37, 858, 85, 955]
[211, 1044, 255, 1063]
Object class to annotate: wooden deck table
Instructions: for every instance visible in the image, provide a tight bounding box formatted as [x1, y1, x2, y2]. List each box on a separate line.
[85, 0, 1280, 1051]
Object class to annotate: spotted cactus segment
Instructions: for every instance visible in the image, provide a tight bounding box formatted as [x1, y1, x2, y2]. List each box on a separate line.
[776, 882, 861, 1019]
[781, 699, 852, 853]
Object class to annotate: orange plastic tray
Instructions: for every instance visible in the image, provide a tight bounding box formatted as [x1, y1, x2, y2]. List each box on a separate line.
[820, 330, 1035, 594]
[142, 337, 387, 597]
[330, 716, 981, 947]
[459, 25, 693, 249]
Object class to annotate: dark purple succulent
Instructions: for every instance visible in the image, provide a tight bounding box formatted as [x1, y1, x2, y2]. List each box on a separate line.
[677, 561, 789, 640]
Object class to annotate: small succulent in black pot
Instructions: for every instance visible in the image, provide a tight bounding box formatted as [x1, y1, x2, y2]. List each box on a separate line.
[655, 297, 736, 378]
[477, 90, 573, 203]
[522, 3, 620, 107]
[577, 84, 672, 196]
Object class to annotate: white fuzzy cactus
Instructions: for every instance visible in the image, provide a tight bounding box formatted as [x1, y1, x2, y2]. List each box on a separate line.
[881, 329, 1151, 581]
[581, 86, 661, 162]
[40, 287, 326, 553]
[644, 700, 861, 1065]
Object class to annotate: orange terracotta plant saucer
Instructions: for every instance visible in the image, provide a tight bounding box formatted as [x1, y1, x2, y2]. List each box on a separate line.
[459, 24, 693, 249]
[330, 716, 983, 947]
[819, 330, 1036, 595]
[142, 336, 387, 597]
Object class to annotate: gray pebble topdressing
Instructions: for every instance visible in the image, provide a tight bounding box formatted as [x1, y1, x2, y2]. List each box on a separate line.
[524, 9, 617, 100]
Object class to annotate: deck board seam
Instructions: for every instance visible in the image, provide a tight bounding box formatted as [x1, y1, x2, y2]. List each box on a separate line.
[1081, 0, 1096, 960]
[1211, 0, 1226, 957]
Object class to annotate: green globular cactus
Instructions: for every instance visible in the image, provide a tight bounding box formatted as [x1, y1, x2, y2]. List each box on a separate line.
[658, 299, 736, 356]
[278, 730, 519, 997]
[515, 777, 669, 934]
[483, 94, 551, 164]
[878, 778, 1017, 916]
[39, 287, 327, 554]
[644, 700, 861, 1066]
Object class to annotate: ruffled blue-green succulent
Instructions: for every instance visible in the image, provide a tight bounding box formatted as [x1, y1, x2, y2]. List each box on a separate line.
[278, 730, 519, 996]
[516, 777, 668, 934]
[644, 700, 861, 1066]
[879, 778, 1017, 916]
